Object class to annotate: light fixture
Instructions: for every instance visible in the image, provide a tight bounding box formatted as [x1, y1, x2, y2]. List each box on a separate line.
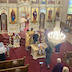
[48, 21, 66, 45]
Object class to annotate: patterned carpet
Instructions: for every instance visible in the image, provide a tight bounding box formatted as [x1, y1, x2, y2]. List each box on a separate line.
[0, 32, 72, 72]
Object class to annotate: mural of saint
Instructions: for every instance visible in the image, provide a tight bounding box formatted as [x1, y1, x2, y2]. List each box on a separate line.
[20, 0, 30, 2]
[9, 0, 17, 3]
[0, 0, 7, 3]
[11, 9, 16, 24]
[33, 9, 37, 23]
[56, 9, 60, 21]
[57, 0, 62, 4]
[66, 15, 72, 27]
[48, 0, 55, 4]
[32, 0, 39, 4]
[48, 9, 52, 22]
[41, 0, 46, 4]
[20, 0, 24, 2]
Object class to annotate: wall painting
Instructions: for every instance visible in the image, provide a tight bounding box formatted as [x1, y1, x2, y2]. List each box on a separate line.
[47, 8, 54, 22]
[0, 0, 7, 3]
[41, 0, 46, 4]
[32, 0, 39, 4]
[32, 8, 38, 23]
[9, 8, 17, 24]
[48, 0, 55, 4]
[9, 0, 17, 3]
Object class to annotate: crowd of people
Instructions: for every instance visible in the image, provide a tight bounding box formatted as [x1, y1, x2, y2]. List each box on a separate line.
[25, 27, 70, 72]
[25, 28, 44, 50]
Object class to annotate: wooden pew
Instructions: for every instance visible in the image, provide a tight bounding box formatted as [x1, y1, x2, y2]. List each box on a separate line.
[0, 64, 29, 72]
[63, 51, 72, 62]
[63, 52, 72, 68]
[69, 58, 72, 68]
[0, 57, 25, 69]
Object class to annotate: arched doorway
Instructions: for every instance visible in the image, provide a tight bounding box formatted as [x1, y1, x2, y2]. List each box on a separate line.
[1, 13, 7, 32]
[40, 8, 46, 28]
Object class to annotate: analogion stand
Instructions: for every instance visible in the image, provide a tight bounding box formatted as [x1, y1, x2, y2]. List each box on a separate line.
[8, 33, 13, 48]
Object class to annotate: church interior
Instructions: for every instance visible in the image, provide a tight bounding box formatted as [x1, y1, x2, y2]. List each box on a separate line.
[0, 0, 72, 72]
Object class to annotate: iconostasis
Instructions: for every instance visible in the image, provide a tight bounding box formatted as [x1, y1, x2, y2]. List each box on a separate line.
[0, 0, 64, 33]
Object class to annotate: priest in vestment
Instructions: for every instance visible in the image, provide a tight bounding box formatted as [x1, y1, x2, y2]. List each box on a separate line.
[25, 30, 30, 50]
[29, 28, 34, 44]
[13, 33, 21, 48]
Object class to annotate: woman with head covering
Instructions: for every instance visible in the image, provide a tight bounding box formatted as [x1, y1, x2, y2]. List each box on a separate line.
[62, 66, 69, 72]
[45, 45, 52, 69]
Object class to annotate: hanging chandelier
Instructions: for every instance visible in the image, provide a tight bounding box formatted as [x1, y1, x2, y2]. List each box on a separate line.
[48, 21, 66, 45]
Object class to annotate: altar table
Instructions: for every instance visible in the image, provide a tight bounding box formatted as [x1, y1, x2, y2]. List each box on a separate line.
[30, 43, 48, 60]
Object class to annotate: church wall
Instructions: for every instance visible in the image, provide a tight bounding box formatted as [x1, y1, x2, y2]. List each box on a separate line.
[0, 2, 20, 34]
[61, 0, 69, 23]
[0, 0, 69, 33]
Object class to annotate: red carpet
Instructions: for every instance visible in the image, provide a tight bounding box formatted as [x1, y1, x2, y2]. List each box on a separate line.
[1, 32, 72, 72]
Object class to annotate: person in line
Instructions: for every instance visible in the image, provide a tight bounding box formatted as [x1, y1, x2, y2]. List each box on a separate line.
[45, 45, 52, 69]
[33, 31, 39, 44]
[38, 28, 43, 43]
[52, 58, 63, 72]
[25, 30, 30, 50]
[55, 43, 61, 53]
[43, 29, 49, 43]
[29, 28, 34, 44]
[7, 45, 10, 57]
[62, 66, 69, 72]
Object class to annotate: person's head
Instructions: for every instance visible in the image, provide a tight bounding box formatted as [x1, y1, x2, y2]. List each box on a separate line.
[27, 29, 29, 32]
[31, 28, 33, 31]
[62, 66, 69, 72]
[35, 31, 38, 34]
[35, 9, 36, 11]
[44, 28, 47, 31]
[12, 9, 14, 12]
[57, 58, 61, 63]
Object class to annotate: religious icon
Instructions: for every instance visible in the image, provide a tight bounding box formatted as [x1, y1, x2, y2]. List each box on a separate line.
[32, 0, 39, 4]
[9, 8, 17, 24]
[47, 8, 54, 22]
[9, 0, 17, 3]
[41, 0, 46, 4]
[20, 0, 30, 2]
[67, 16, 71, 20]
[0, 0, 7, 3]
[11, 9, 16, 24]
[55, 8, 60, 21]
[20, 0, 24, 2]
[57, 0, 62, 4]
[48, 9, 52, 22]
[66, 15, 72, 27]
[33, 9, 37, 23]
[48, 0, 55, 4]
